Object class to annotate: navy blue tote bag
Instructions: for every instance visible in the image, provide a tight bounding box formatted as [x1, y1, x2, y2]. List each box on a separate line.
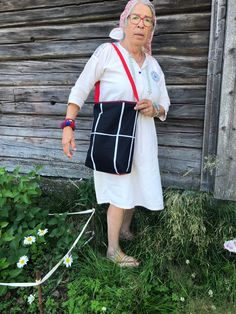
[85, 43, 139, 175]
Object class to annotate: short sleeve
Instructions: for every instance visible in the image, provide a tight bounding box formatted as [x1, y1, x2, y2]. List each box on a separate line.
[68, 43, 111, 108]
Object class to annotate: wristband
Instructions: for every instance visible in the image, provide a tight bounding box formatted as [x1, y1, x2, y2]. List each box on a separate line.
[60, 119, 76, 130]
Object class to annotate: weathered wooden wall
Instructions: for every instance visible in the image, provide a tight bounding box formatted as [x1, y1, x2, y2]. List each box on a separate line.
[0, 0, 212, 189]
[214, 0, 236, 200]
[201, 0, 227, 192]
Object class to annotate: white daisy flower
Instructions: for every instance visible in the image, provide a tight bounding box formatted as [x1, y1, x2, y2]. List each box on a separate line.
[17, 255, 29, 268]
[208, 289, 213, 297]
[37, 229, 48, 237]
[180, 297, 185, 302]
[102, 307, 107, 312]
[191, 273, 196, 279]
[27, 294, 35, 305]
[185, 259, 190, 265]
[23, 236, 36, 245]
[63, 254, 73, 268]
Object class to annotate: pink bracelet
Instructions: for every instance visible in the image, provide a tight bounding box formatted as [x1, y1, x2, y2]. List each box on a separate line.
[60, 119, 76, 130]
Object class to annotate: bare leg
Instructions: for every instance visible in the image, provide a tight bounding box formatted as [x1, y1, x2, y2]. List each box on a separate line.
[120, 208, 135, 240]
[107, 204, 124, 254]
[107, 204, 139, 266]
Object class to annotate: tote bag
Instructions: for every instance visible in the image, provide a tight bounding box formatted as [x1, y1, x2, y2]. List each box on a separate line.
[85, 43, 139, 175]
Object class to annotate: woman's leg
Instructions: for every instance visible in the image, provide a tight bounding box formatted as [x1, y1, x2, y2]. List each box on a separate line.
[120, 208, 135, 240]
[107, 204, 139, 266]
[107, 204, 124, 254]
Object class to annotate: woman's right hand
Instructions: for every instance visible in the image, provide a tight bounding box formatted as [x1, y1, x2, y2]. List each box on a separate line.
[62, 127, 76, 159]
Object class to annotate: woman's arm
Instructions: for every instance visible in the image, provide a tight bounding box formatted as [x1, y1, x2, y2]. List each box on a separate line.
[66, 102, 80, 119]
[62, 103, 80, 159]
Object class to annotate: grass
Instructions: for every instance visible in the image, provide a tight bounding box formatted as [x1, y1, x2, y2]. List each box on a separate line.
[1, 179, 236, 313]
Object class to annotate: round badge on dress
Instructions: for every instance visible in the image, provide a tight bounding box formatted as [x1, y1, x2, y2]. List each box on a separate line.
[151, 71, 160, 82]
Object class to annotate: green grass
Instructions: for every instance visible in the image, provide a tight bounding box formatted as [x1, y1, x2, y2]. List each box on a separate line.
[1, 179, 236, 313]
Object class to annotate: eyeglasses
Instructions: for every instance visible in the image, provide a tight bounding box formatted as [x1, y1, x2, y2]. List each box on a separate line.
[128, 13, 154, 28]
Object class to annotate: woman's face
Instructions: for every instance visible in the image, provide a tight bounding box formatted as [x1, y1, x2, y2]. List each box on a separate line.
[124, 3, 154, 47]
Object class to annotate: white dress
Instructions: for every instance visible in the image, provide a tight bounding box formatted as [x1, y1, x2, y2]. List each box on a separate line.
[68, 42, 170, 211]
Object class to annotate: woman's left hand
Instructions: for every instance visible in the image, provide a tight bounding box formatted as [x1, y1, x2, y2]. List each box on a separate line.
[134, 99, 156, 117]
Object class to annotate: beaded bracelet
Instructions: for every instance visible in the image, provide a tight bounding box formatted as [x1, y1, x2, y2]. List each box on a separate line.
[60, 119, 76, 130]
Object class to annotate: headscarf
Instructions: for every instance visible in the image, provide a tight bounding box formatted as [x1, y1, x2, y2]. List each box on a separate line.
[109, 0, 157, 55]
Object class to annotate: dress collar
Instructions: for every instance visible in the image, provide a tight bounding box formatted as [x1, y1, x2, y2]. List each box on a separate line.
[117, 42, 148, 69]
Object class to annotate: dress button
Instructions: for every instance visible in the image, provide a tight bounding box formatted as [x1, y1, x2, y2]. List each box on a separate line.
[139, 71, 141, 74]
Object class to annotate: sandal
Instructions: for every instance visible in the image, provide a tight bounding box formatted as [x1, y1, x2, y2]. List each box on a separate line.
[119, 231, 135, 241]
[107, 249, 139, 267]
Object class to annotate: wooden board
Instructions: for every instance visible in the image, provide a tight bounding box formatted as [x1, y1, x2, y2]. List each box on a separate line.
[0, 13, 211, 44]
[201, 0, 227, 192]
[0, 55, 208, 86]
[0, 0, 211, 17]
[214, 0, 236, 200]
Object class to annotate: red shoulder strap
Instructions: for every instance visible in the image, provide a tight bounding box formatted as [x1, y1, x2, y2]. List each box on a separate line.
[111, 43, 139, 102]
[94, 81, 100, 103]
[94, 43, 139, 103]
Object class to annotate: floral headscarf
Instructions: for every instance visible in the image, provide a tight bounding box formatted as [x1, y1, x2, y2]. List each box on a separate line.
[109, 0, 157, 55]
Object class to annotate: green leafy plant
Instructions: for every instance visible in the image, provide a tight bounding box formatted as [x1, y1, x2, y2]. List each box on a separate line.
[203, 154, 219, 175]
[0, 167, 90, 299]
[0, 166, 47, 295]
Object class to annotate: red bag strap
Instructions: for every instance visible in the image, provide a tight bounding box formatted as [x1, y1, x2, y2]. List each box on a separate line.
[94, 81, 100, 103]
[111, 43, 139, 102]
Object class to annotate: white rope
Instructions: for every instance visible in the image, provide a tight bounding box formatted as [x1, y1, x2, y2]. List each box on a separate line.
[0, 208, 95, 287]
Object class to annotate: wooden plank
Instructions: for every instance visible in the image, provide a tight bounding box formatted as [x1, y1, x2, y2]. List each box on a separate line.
[168, 86, 206, 104]
[201, 0, 227, 191]
[0, 13, 210, 44]
[159, 147, 201, 174]
[0, 21, 116, 44]
[0, 115, 204, 136]
[156, 119, 204, 130]
[161, 171, 200, 190]
[0, 1, 211, 20]
[0, 156, 201, 189]
[0, 55, 208, 86]
[157, 56, 208, 85]
[0, 134, 201, 177]
[0, 114, 93, 131]
[0, 85, 206, 110]
[0, 126, 91, 141]
[0, 135, 88, 162]
[157, 130, 203, 148]
[0, 157, 92, 179]
[0, 2, 124, 27]
[0, 102, 205, 120]
[152, 0, 211, 14]
[0, 125, 203, 149]
[214, 0, 236, 201]
[10, 85, 206, 103]
[0, 88, 14, 101]
[0, 134, 201, 163]
[0, 32, 209, 61]
[0, 0, 107, 12]
[0, 39, 105, 61]
[157, 13, 211, 34]
[155, 32, 209, 56]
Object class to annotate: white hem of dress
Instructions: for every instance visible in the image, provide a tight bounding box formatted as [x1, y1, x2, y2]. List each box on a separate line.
[96, 199, 164, 211]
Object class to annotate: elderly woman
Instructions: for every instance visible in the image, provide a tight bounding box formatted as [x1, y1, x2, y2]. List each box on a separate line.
[61, 0, 170, 267]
